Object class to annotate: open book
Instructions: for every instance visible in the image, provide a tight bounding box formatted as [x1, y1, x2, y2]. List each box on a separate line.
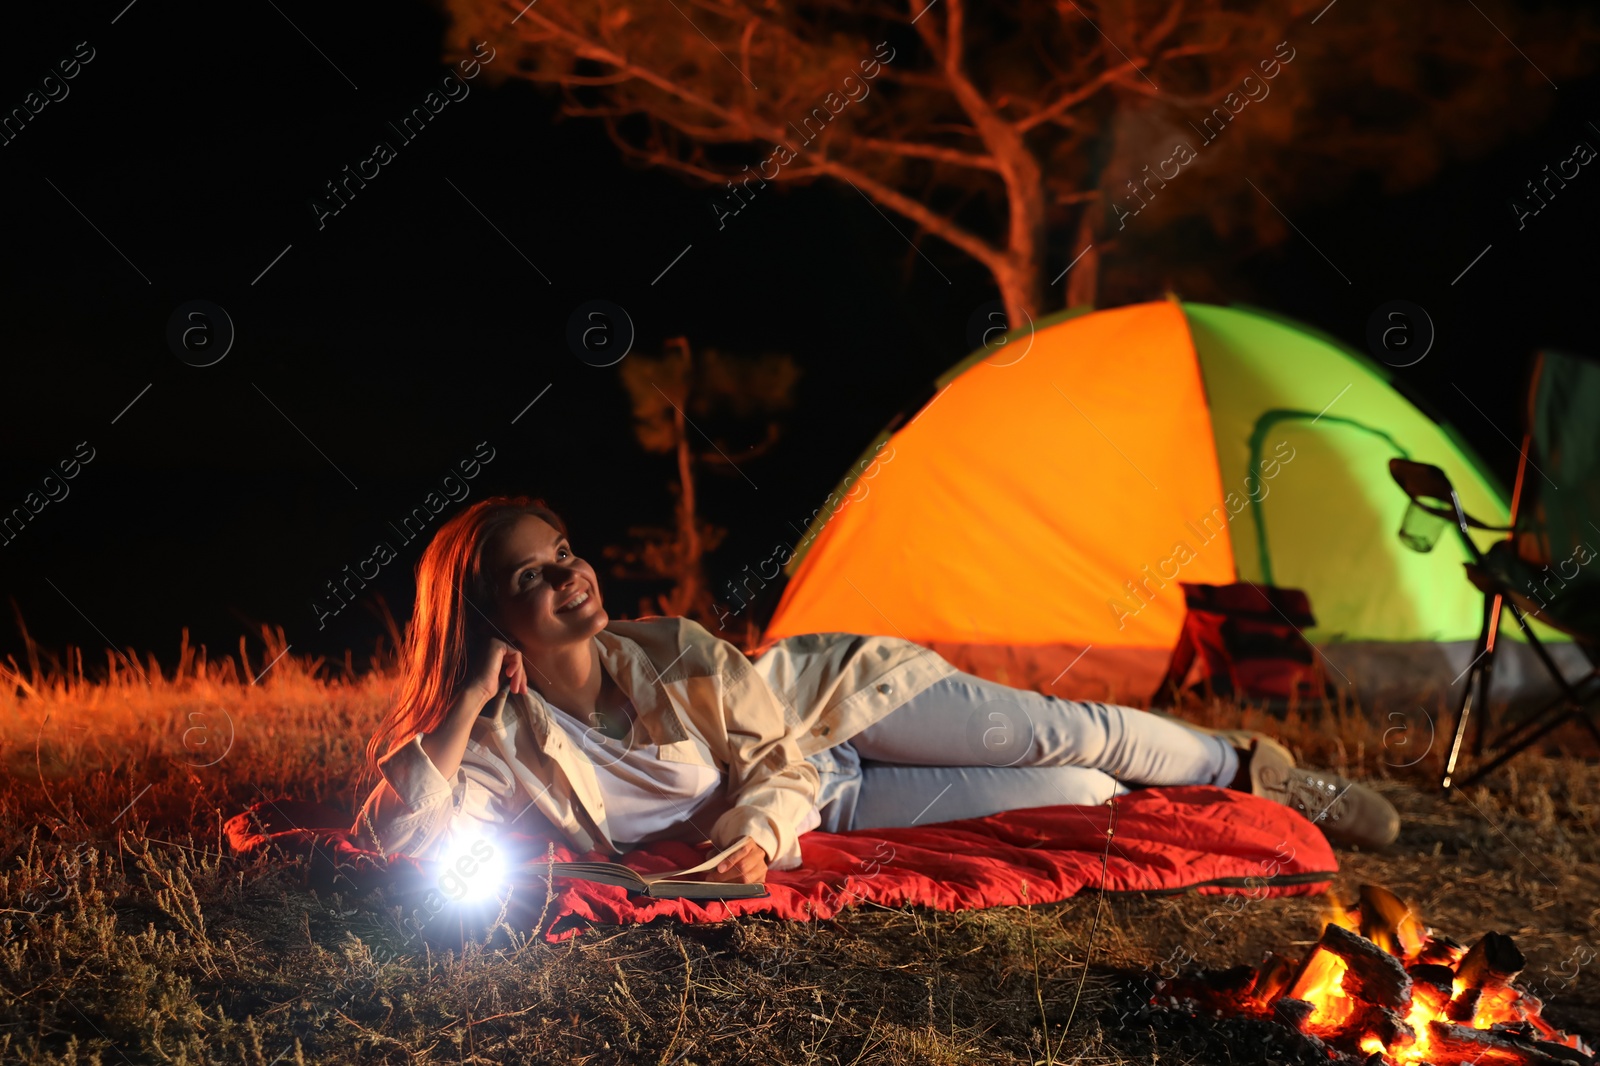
[518, 837, 769, 900]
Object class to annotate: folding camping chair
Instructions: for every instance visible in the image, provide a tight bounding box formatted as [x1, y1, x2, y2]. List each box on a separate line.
[1388, 349, 1600, 791]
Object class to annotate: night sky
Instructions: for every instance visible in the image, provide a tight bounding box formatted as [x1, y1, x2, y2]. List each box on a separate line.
[3, 1, 1599, 675]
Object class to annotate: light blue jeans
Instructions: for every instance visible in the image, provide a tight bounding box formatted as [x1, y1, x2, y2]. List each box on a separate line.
[803, 671, 1239, 833]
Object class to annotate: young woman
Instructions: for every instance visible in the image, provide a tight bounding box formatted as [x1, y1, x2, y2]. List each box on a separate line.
[354, 497, 1398, 886]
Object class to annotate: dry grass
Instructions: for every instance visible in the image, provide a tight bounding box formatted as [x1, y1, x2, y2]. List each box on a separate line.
[1, 628, 1596, 1064]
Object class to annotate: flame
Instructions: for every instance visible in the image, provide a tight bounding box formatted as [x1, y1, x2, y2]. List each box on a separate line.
[1288, 947, 1358, 1032]
[1396, 995, 1442, 1063]
[1394, 913, 1428, 960]
[1325, 899, 1360, 934]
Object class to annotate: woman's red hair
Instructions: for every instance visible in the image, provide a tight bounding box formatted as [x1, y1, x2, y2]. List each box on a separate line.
[356, 495, 567, 794]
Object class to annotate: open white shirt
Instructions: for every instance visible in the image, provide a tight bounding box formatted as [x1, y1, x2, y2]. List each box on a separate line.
[545, 699, 823, 852]
[544, 700, 724, 845]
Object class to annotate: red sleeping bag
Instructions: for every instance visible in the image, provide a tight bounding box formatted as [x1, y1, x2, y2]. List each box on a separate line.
[226, 786, 1335, 945]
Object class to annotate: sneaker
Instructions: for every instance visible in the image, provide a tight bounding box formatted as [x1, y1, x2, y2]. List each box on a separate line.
[1245, 739, 1400, 849]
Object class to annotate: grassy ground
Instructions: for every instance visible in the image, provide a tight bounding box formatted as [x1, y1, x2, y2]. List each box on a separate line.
[1, 628, 1596, 1065]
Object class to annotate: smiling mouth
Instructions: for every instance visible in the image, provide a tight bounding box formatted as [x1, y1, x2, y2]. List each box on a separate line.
[554, 589, 591, 613]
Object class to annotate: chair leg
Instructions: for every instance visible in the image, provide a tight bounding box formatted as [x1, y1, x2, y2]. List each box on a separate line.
[1477, 603, 1597, 752]
[1507, 603, 1591, 697]
[1454, 605, 1600, 789]
[1454, 680, 1600, 790]
[1442, 596, 1497, 791]
[1482, 689, 1577, 760]
[1470, 644, 1498, 759]
[1472, 593, 1507, 759]
[1441, 666, 1486, 791]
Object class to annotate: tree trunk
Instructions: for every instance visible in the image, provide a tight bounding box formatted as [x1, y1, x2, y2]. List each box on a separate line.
[671, 400, 702, 617]
[999, 152, 1046, 328]
[948, 51, 1046, 329]
[994, 264, 1037, 333]
[1065, 202, 1100, 310]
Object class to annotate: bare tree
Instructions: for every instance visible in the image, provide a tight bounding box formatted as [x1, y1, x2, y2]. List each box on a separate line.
[444, 0, 1595, 322]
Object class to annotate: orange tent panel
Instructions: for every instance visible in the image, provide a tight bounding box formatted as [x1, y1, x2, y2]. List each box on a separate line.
[766, 301, 1236, 666]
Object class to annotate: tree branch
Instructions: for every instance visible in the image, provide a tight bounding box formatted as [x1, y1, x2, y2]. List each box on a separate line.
[807, 154, 1005, 271]
[513, 70, 637, 86]
[1139, 0, 1189, 56]
[1016, 60, 1143, 132]
[872, 66, 957, 91]
[515, 2, 1004, 270]
[514, 7, 754, 135]
[851, 136, 1000, 170]
[1051, 188, 1101, 204]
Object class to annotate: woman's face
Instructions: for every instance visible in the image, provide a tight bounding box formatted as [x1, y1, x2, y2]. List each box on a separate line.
[485, 514, 608, 654]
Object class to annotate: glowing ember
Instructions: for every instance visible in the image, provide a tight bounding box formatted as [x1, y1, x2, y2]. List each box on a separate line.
[1159, 885, 1594, 1066]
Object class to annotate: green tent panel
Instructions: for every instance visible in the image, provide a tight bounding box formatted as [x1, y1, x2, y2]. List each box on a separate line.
[1183, 302, 1524, 643]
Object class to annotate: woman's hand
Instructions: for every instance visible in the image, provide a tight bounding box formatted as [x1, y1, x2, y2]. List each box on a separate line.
[471, 636, 527, 700]
[701, 838, 769, 885]
[423, 635, 525, 783]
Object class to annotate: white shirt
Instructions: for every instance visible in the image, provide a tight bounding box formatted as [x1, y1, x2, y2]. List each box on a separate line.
[547, 698, 822, 852]
[544, 700, 723, 845]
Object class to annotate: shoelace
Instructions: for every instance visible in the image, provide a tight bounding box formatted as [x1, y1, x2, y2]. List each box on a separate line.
[1256, 765, 1354, 826]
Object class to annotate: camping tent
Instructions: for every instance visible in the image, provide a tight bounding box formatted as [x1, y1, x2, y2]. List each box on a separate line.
[761, 298, 1575, 708]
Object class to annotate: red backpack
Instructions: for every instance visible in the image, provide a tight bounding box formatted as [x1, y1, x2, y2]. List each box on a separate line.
[1150, 582, 1335, 708]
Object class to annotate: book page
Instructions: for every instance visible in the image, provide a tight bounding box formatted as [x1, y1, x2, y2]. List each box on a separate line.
[640, 837, 754, 884]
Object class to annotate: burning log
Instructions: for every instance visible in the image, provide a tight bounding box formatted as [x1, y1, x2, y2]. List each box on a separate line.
[1273, 997, 1316, 1032]
[1443, 933, 1527, 1025]
[1416, 932, 1466, 967]
[1512, 992, 1570, 1045]
[1426, 1020, 1595, 1065]
[1448, 986, 1484, 1024]
[1347, 1002, 1415, 1049]
[1373, 1010, 1415, 1049]
[1408, 962, 1457, 1012]
[1456, 932, 1527, 991]
[1293, 923, 1413, 1010]
[1250, 952, 1298, 1008]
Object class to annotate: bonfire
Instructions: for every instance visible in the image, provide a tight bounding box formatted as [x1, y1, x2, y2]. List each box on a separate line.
[1162, 884, 1594, 1065]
